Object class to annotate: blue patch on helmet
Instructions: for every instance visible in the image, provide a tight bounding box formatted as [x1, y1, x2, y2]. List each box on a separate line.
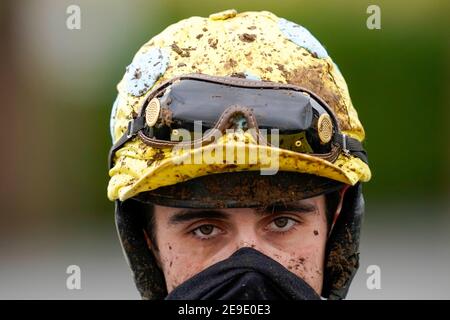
[110, 95, 120, 142]
[244, 71, 261, 81]
[124, 47, 169, 96]
[278, 18, 328, 59]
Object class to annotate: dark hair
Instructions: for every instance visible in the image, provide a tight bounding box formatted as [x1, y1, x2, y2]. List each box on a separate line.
[144, 190, 342, 251]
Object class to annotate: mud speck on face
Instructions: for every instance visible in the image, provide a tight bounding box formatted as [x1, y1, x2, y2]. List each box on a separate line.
[314, 230, 319, 236]
[196, 34, 203, 39]
[239, 33, 257, 42]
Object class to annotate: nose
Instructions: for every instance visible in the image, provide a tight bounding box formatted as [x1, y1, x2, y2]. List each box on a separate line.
[208, 223, 272, 268]
[231, 230, 268, 254]
[236, 239, 256, 249]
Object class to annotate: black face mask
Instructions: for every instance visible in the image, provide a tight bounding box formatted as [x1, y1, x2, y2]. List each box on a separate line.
[165, 247, 321, 300]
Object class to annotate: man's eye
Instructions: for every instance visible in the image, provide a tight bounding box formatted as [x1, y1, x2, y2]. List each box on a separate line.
[268, 217, 297, 232]
[192, 224, 221, 239]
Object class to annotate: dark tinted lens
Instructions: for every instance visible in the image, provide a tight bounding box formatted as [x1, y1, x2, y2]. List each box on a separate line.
[154, 79, 314, 130]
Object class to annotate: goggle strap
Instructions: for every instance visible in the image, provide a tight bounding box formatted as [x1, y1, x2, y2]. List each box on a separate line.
[127, 117, 146, 138]
[108, 117, 146, 169]
[334, 134, 368, 164]
[109, 118, 368, 169]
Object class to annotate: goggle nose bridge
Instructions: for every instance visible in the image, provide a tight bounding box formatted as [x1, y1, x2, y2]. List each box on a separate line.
[143, 104, 268, 147]
[214, 104, 271, 146]
[217, 105, 259, 131]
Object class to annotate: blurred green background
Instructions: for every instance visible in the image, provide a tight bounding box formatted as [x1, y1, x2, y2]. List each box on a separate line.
[0, 0, 449, 299]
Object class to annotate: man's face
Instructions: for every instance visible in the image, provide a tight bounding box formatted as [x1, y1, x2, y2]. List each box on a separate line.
[149, 195, 332, 295]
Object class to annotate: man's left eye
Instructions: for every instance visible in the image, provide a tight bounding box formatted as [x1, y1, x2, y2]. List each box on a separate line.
[267, 217, 297, 232]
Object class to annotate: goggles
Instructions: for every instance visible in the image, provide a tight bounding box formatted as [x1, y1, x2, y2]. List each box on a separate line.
[109, 74, 367, 168]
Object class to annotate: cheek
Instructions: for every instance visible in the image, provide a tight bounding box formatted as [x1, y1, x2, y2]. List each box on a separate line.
[153, 223, 199, 291]
[266, 219, 328, 294]
[157, 240, 217, 292]
[273, 244, 325, 294]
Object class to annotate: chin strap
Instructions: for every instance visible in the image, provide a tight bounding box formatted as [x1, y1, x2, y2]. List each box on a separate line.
[322, 183, 365, 299]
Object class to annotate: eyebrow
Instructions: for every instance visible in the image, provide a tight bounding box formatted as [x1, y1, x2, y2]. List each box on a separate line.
[169, 210, 230, 225]
[256, 202, 318, 216]
[168, 202, 317, 225]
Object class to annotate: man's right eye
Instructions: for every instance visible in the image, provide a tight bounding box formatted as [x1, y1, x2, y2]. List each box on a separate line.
[192, 224, 222, 239]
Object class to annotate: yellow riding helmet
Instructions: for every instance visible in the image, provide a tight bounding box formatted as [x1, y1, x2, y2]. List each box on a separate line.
[107, 9, 371, 202]
[108, 9, 372, 300]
